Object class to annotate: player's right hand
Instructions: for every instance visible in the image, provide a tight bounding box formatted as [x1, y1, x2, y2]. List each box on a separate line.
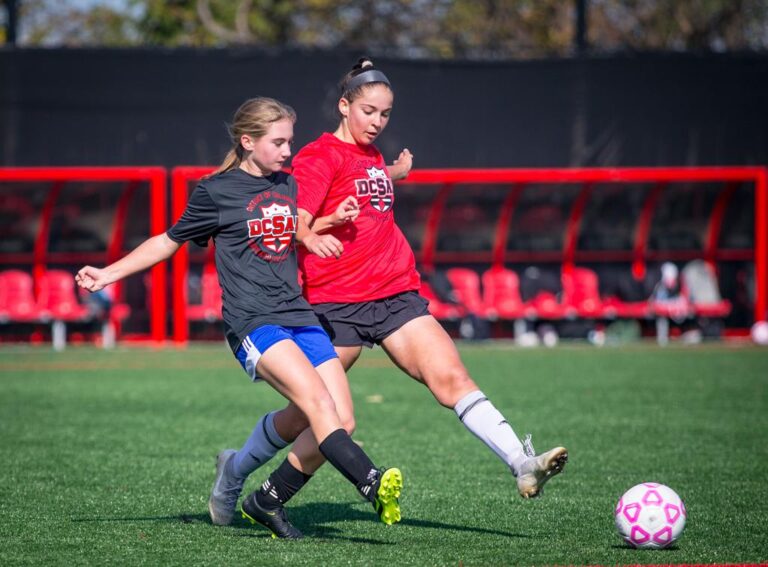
[389, 148, 414, 180]
[331, 196, 359, 225]
[76, 266, 109, 292]
[303, 233, 344, 259]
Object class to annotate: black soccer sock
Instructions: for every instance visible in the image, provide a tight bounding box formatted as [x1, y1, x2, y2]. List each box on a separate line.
[256, 458, 313, 509]
[318, 428, 379, 503]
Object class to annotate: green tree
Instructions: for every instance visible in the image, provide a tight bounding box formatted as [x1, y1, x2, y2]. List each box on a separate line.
[588, 0, 768, 52]
[428, 0, 575, 58]
[17, 0, 137, 46]
[11, 0, 768, 55]
[134, 0, 296, 46]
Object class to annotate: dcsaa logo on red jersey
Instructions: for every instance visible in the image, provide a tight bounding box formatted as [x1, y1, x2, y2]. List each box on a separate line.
[355, 166, 393, 212]
[247, 202, 297, 254]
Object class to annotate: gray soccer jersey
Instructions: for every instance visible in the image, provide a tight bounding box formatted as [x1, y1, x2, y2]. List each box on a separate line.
[167, 168, 319, 352]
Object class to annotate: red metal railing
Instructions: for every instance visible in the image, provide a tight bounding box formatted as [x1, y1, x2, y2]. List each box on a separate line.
[5, 165, 764, 346]
[0, 167, 167, 343]
[169, 166, 767, 344]
[170, 166, 217, 344]
[406, 167, 767, 323]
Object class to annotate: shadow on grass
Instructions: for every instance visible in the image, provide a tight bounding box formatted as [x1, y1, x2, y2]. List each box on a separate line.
[610, 544, 680, 551]
[277, 501, 529, 540]
[72, 511, 388, 545]
[72, 501, 529, 541]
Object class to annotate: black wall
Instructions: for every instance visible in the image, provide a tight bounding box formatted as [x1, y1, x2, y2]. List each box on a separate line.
[1, 48, 767, 168]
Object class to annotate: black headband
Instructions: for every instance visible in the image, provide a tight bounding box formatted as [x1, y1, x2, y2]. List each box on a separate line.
[342, 69, 390, 94]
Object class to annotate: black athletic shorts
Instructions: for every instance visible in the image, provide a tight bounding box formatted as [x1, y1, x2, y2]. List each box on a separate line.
[312, 291, 430, 347]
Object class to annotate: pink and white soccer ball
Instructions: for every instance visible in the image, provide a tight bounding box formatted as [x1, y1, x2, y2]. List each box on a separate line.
[615, 482, 687, 549]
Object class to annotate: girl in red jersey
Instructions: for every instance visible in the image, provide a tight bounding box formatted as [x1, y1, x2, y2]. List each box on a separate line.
[210, 60, 568, 527]
[298, 56, 567, 495]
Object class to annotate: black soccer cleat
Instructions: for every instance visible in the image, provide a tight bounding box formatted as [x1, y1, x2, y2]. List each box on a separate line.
[241, 492, 304, 540]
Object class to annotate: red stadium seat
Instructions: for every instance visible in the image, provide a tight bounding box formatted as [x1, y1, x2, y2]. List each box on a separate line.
[187, 270, 224, 322]
[481, 267, 527, 320]
[651, 298, 692, 320]
[561, 267, 605, 318]
[37, 270, 91, 322]
[0, 269, 130, 349]
[527, 290, 569, 320]
[419, 282, 462, 321]
[445, 268, 486, 317]
[691, 300, 731, 318]
[0, 270, 45, 322]
[602, 296, 653, 319]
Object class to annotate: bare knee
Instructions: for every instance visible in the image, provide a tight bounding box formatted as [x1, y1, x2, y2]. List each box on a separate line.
[302, 390, 340, 424]
[427, 366, 477, 409]
[276, 395, 340, 441]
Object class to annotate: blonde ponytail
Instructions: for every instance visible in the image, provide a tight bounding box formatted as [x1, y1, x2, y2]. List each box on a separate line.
[209, 147, 243, 177]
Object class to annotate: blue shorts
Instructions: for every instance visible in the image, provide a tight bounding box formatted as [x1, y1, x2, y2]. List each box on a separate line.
[235, 325, 338, 381]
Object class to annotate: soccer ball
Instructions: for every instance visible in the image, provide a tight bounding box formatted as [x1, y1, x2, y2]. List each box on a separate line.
[614, 482, 686, 549]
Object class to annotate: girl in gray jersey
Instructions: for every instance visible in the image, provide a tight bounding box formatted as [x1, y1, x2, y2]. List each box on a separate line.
[76, 97, 403, 539]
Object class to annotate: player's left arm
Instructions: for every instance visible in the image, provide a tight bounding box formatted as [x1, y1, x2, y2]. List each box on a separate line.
[387, 148, 414, 181]
[77, 233, 181, 292]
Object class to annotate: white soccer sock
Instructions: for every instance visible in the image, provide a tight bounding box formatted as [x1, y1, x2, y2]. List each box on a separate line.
[454, 390, 527, 475]
[232, 411, 288, 479]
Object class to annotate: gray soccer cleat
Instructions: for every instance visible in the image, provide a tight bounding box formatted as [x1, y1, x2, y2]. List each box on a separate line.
[208, 449, 245, 526]
[516, 436, 568, 499]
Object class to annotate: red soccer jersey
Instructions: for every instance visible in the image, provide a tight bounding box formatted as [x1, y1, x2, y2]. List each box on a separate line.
[293, 132, 421, 304]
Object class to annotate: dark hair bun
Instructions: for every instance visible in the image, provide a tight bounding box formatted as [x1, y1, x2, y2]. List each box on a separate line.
[354, 57, 374, 71]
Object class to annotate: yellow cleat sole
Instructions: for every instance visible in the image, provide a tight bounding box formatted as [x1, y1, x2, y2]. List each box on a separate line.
[375, 468, 403, 525]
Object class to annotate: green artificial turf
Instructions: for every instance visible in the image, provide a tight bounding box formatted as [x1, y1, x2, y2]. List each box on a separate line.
[1, 342, 766, 566]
